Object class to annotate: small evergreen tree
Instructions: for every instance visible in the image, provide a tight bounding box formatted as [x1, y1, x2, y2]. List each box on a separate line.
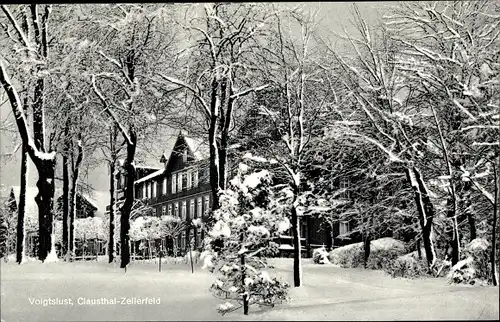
[0, 204, 8, 259]
[201, 164, 290, 315]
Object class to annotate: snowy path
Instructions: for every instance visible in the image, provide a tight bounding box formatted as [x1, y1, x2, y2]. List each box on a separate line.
[1, 259, 498, 321]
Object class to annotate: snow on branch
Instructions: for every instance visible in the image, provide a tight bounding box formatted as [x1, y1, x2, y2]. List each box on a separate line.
[347, 132, 406, 163]
[230, 84, 270, 100]
[0, 59, 55, 162]
[157, 73, 210, 117]
[1, 5, 32, 50]
[91, 75, 133, 146]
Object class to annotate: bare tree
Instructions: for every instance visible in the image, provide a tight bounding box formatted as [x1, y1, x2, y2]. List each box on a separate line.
[157, 3, 273, 214]
[0, 4, 60, 261]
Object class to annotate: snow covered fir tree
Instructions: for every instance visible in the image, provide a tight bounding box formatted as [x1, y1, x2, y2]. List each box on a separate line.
[0, 2, 499, 321]
[201, 164, 291, 315]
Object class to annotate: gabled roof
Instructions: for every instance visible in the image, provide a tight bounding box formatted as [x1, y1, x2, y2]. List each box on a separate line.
[84, 190, 110, 218]
[184, 135, 210, 161]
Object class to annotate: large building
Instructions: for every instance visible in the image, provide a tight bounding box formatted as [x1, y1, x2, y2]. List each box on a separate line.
[111, 132, 354, 257]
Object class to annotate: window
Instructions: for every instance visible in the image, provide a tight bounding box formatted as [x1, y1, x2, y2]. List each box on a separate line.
[204, 195, 210, 215]
[183, 150, 188, 162]
[339, 221, 350, 235]
[163, 177, 167, 195]
[168, 204, 172, 217]
[152, 182, 157, 198]
[162, 205, 166, 216]
[172, 173, 177, 194]
[181, 231, 186, 250]
[196, 230, 201, 247]
[142, 184, 146, 199]
[340, 178, 350, 199]
[181, 200, 187, 220]
[193, 171, 198, 188]
[182, 173, 187, 190]
[177, 172, 183, 191]
[197, 197, 202, 218]
[174, 202, 179, 217]
[187, 170, 192, 189]
[190, 199, 195, 219]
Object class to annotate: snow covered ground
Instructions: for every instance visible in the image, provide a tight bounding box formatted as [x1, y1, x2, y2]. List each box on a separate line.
[1, 258, 498, 321]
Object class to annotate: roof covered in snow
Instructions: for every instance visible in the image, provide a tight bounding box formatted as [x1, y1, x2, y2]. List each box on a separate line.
[184, 135, 210, 161]
[84, 190, 110, 218]
[134, 168, 165, 185]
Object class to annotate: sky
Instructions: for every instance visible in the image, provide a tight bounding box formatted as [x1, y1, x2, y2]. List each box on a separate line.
[0, 2, 386, 195]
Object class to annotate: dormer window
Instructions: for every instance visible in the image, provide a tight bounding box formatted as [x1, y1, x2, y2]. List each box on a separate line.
[183, 150, 188, 162]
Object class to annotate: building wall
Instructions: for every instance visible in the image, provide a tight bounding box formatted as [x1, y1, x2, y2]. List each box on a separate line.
[110, 134, 357, 257]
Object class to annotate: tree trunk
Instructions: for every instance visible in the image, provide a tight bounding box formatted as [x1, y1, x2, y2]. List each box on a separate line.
[325, 222, 333, 251]
[16, 140, 28, 264]
[491, 162, 498, 286]
[447, 197, 460, 266]
[68, 140, 83, 260]
[62, 122, 70, 258]
[291, 202, 302, 287]
[463, 181, 477, 241]
[240, 233, 249, 315]
[417, 239, 422, 260]
[208, 78, 220, 213]
[68, 178, 77, 259]
[108, 159, 116, 263]
[363, 233, 371, 269]
[406, 167, 437, 269]
[119, 134, 136, 269]
[34, 160, 56, 262]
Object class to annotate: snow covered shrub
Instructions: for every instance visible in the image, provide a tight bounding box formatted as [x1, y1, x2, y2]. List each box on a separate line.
[328, 243, 364, 268]
[447, 238, 492, 285]
[328, 238, 405, 269]
[365, 238, 406, 270]
[384, 251, 430, 279]
[312, 247, 330, 264]
[202, 164, 290, 315]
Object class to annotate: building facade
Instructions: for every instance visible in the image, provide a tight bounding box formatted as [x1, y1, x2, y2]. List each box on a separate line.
[111, 132, 354, 257]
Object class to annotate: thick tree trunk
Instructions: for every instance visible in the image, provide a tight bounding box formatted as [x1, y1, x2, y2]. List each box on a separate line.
[16, 141, 28, 264]
[108, 159, 115, 263]
[291, 203, 302, 287]
[406, 167, 436, 269]
[119, 135, 136, 269]
[34, 161, 56, 262]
